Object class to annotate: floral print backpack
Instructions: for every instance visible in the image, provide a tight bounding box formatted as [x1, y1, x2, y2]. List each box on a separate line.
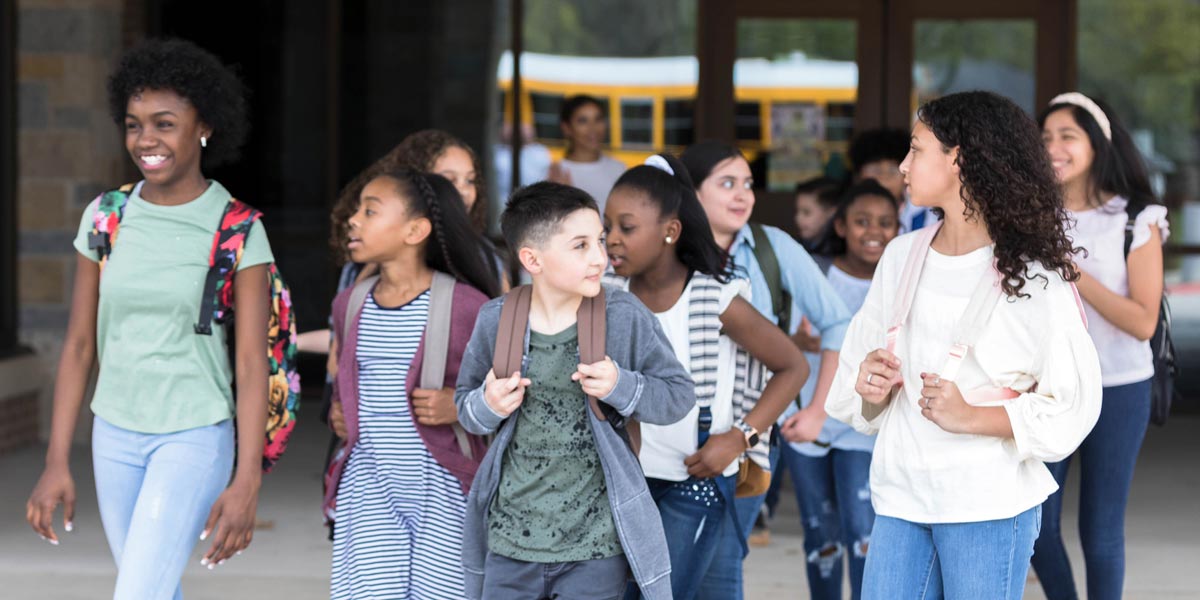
[88, 184, 300, 472]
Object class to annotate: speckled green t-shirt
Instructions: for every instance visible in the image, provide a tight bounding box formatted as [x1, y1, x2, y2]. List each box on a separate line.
[487, 325, 623, 562]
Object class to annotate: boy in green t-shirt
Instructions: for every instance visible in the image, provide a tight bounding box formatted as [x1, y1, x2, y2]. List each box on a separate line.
[455, 182, 695, 600]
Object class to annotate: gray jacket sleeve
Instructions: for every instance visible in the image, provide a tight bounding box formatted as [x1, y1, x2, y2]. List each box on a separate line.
[599, 294, 696, 426]
[455, 301, 505, 435]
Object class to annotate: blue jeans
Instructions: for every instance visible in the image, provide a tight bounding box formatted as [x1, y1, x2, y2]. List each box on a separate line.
[863, 506, 1042, 600]
[700, 441, 781, 600]
[783, 445, 875, 600]
[1032, 378, 1151, 600]
[92, 416, 235, 600]
[626, 477, 730, 600]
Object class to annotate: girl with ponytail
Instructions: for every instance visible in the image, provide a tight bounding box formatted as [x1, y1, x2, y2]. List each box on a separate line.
[604, 155, 808, 599]
[325, 169, 497, 599]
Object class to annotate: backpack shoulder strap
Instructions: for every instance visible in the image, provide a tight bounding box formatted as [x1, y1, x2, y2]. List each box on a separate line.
[195, 198, 262, 335]
[421, 271, 474, 459]
[749, 223, 791, 331]
[493, 285, 532, 379]
[87, 184, 137, 271]
[343, 275, 380, 338]
[420, 271, 457, 389]
[885, 222, 942, 354]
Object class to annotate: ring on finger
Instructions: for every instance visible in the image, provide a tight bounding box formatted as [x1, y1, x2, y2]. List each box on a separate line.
[866, 373, 874, 385]
[932, 377, 941, 386]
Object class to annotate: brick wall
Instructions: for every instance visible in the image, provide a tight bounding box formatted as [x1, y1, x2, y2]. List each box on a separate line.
[15, 0, 127, 446]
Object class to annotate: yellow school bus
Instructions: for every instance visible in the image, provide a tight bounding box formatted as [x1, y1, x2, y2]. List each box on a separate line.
[497, 51, 858, 168]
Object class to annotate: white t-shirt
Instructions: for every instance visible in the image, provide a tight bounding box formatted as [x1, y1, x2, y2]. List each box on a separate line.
[1065, 196, 1170, 387]
[826, 232, 1102, 523]
[558, 155, 627, 214]
[622, 276, 751, 482]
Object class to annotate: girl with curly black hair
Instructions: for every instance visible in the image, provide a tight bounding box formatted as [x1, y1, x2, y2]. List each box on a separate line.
[27, 38, 271, 598]
[1032, 93, 1169, 600]
[603, 155, 808, 599]
[825, 91, 1103, 598]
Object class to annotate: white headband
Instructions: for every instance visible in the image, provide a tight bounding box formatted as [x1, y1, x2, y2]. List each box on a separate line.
[1049, 92, 1112, 141]
[643, 154, 675, 176]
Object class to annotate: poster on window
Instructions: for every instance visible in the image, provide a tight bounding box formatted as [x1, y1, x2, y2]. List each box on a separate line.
[768, 103, 826, 192]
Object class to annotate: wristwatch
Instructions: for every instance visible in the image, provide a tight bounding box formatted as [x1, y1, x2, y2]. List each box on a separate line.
[733, 419, 760, 448]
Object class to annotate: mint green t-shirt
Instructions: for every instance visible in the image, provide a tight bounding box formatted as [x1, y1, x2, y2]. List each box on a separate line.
[72, 181, 274, 434]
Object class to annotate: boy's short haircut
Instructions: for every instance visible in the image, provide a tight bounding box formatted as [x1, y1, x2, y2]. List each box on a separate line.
[502, 181, 599, 252]
[794, 176, 844, 210]
[848, 128, 910, 174]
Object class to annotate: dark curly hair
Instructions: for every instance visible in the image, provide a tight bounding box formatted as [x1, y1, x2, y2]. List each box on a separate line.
[917, 91, 1080, 298]
[330, 130, 488, 260]
[107, 38, 249, 167]
[848, 128, 910, 174]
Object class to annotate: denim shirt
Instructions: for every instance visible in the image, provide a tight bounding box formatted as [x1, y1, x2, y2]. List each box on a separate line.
[728, 223, 852, 350]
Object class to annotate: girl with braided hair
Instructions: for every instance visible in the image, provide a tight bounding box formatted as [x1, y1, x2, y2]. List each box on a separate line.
[325, 169, 498, 598]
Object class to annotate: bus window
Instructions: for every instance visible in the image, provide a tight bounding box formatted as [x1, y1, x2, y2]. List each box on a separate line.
[826, 102, 855, 142]
[620, 99, 654, 147]
[735, 102, 762, 143]
[664, 99, 695, 147]
[531, 92, 565, 141]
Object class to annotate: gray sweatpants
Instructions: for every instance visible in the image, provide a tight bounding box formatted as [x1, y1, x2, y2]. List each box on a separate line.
[481, 552, 630, 600]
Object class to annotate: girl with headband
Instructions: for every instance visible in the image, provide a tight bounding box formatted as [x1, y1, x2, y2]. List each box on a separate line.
[1033, 92, 1169, 600]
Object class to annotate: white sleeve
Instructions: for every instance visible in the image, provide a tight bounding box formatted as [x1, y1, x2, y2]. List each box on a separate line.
[825, 260, 889, 434]
[718, 277, 752, 312]
[1003, 283, 1103, 463]
[1131, 205, 1170, 251]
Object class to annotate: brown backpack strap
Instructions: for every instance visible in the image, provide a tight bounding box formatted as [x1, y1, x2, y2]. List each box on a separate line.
[493, 285, 532, 380]
[578, 289, 608, 421]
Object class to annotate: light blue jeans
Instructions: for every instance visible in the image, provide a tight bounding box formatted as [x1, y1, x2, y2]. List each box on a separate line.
[863, 506, 1042, 600]
[92, 416, 234, 600]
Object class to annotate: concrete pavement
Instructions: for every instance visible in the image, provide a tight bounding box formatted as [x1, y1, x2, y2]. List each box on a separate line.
[2, 414, 1197, 599]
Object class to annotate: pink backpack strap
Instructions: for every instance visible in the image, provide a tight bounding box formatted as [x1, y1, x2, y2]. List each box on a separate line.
[886, 222, 943, 355]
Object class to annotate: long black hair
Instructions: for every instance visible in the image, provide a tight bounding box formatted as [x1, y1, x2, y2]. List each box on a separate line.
[681, 140, 746, 188]
[1037, 97, 1160, 213]
[918, 91, 1079, 298]
[371, 169, 500, 298]
[612, 154, 733, 283]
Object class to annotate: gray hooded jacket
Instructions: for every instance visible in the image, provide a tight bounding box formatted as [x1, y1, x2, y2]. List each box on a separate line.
[455, 287, 695, 600]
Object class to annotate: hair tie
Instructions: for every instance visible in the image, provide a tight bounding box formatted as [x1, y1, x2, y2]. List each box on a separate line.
[1049, 92, 1112, 141]
[644, 154, 675, 176]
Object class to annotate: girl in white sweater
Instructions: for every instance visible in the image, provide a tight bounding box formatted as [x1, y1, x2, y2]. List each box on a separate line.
[825, 91, 1102, 599]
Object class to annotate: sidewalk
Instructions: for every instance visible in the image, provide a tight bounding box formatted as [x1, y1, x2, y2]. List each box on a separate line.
[2, 414, 1197, 599]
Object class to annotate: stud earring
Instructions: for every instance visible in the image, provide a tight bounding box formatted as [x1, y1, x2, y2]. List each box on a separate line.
[665, 236, 673, 244]
[200, 136, 207, 148]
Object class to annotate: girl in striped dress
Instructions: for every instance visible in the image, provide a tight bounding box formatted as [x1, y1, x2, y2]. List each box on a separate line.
[603, 154, 808, 600]
[326, 169, 499, 599]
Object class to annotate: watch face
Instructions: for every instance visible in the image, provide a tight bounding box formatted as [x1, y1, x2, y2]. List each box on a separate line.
[748, 433, 760, 447]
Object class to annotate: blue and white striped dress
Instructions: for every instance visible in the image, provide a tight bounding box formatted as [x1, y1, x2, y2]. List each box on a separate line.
[331, 290, 468, 599]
